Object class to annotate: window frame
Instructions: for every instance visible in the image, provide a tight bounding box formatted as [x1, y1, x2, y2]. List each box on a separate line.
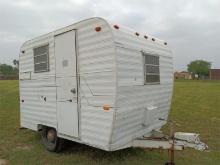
[142, 52, 160, 85]
[33, 44, 50, 73]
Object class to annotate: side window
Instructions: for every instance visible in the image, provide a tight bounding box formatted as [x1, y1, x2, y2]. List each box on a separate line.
[33, 45, 49, 73]
[143, 53, 160, 84]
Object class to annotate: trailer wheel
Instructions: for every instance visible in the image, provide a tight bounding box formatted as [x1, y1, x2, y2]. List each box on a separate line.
[41, 127, 64, 152]
[164, 162, 175, 165]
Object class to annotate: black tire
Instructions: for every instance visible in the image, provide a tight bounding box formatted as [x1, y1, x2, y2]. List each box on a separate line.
[165, 162, 175, 165]
[41, 127, 65, 152]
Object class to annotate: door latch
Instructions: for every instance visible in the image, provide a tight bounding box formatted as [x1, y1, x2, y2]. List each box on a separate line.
[70, 88, 76, 94]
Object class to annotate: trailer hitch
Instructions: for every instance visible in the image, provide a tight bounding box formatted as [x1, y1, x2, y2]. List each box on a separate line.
[132, 120, 208, 165]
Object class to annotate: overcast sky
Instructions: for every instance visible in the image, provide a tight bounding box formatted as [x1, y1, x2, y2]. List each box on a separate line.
[0, 0, 219, 70]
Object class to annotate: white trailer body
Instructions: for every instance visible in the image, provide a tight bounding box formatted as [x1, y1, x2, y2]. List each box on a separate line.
[19, 17, 173, 151]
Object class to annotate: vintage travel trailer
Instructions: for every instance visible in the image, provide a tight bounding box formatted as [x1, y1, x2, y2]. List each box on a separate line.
[19, 17, 174, 152]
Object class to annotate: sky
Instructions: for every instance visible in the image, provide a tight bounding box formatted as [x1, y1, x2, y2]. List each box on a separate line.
[0, 0, 219, 71]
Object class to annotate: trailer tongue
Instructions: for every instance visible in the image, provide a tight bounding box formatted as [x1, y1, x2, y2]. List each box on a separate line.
[132, 122, 208, 165]
[173, 132, 207, 151]
[132, 131, 207, 150]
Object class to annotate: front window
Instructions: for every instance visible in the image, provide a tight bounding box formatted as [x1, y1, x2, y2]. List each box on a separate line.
[143, 53, 160, 84]
[33, 44, 49, 73]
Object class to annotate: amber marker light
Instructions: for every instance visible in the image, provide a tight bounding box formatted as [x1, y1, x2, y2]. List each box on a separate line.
[95, 26, 102, 32]
[135, 32, 139, 36]
[144, 35, 148, 39]
[113, 25, 119, 29]
[103, 104, 110, 112]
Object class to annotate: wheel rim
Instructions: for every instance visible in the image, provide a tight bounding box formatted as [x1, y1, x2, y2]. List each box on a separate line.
[47, 129, 56, 142]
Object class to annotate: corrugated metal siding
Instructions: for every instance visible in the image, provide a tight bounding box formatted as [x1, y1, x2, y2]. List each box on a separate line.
[76, 18, 115, 150]
[19, 32, 57, 130]
[20, 79, 57, 130]
[19, 18, 116, 150]
[20, 34, 55, 79]
[110, 27, 173, 150]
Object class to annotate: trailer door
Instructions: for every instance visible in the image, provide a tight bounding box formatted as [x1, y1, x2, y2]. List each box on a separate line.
[55, 30, 78, 137]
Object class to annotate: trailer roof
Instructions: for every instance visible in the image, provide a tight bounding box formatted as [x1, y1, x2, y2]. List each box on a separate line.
[21, 17, 168, 48]
[107, 21, 167, 46]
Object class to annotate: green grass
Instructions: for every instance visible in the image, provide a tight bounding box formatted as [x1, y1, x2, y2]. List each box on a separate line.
[0, 80, 220, 165]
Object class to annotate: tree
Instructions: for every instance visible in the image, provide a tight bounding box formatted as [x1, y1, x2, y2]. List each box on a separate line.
[187, 60, 211, 79]
[13, 59, 19, 68]
[0, 60, 19, 76]
[0, 64, 14, 75]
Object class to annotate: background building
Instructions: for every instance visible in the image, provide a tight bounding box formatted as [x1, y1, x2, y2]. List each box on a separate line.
[174, 71, 192, 79]
[209, 69, 220, 80]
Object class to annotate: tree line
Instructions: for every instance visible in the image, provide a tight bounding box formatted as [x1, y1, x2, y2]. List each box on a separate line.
[187, 60, 211, 79]
[0, 60, 19, 79]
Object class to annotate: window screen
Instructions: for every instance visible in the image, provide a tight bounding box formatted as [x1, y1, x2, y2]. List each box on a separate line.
[33, 45, 49, 73]
[143, 53, 160, 84]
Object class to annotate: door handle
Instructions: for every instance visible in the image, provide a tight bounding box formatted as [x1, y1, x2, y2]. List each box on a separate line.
[66, 99, 72, 102]
[70, 88, 76, 94]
